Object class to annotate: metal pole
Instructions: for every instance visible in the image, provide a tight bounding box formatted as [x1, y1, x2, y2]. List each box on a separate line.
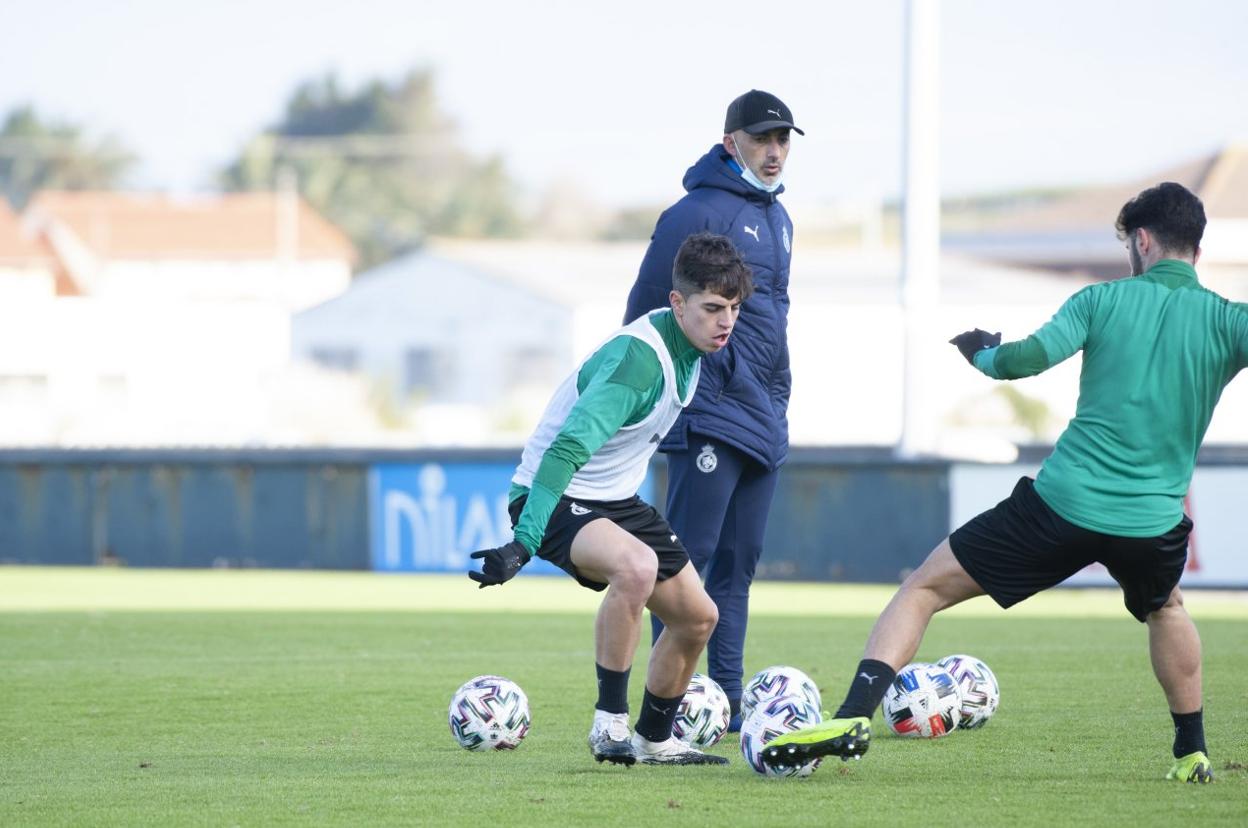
[898, 0, 941, 458]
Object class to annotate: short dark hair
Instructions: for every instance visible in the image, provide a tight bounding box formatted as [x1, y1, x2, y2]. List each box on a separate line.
[671, 232, 754, 301]
[1115, 182, 1206, 255]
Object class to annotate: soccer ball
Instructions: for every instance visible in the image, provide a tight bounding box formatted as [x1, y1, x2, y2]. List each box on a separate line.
[741, 665, 821, 723]
[448, 675, 531, 751]
[740, 694, 824, 777]
[672, 672, 732, 748]
[881, 663, 961, 738]
[937, 654, 1000, 729]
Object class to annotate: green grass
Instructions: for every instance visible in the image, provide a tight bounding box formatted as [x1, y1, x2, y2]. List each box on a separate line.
[1, 567, 1245, 826]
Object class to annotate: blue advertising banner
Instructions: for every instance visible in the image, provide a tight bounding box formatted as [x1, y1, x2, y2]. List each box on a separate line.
[368, 461, 654, 575]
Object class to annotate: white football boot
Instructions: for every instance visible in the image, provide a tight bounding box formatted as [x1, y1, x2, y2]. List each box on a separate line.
[588, 710, 636, 766]
[630, 732, 729, 765]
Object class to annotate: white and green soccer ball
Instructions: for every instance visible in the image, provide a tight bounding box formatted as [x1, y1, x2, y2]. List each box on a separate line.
[741, 665, 821, 723]
[672, 672, 732, 748]
[448, 675, 531, 751]
[740, 693, 824, 777]
[937, 654, 1000, 729]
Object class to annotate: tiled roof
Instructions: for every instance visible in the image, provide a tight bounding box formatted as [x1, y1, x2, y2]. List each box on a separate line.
[26, 191, 355, 261]
[1198, 144, 1248, 217]
[971, 145, 1248, 233]
[0, 200, 55, 262]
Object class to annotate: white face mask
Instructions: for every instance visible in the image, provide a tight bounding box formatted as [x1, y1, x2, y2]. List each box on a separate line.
[731, 136, 783, 193]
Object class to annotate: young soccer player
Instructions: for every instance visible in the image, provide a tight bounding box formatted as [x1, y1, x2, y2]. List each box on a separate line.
[763, 182, 1242, 783]
[469, 233, 753, 766]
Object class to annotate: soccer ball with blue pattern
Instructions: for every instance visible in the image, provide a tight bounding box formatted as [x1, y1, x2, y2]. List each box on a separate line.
[740, 694, 824, 777]
[672, 672, 732, 748]
[448, 675, 531, 751]
[937, 654, 1000, 729]
[740, 665, 821, 724]
[881, 663, 961, 738]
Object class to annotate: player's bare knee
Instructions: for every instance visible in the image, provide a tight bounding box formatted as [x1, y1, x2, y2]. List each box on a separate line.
[895, 576, 952, 617]
[687, 599, 719, 641]
[900, 558, 939, 591]
[1147, 587, 1186, 622]
[609, 549, 658, 602]
[898, 572, 939, 600]
[693, 600, 719, 641]
[666, 599, 717, 643]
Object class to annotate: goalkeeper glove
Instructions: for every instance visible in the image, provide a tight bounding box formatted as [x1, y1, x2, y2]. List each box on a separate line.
[468, 540, 531, 588]
[949, 328, 1002, 365]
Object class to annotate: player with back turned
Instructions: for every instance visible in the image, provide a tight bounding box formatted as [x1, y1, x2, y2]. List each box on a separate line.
[763, 182, 1243, 783]
[469, 233, 753, 766]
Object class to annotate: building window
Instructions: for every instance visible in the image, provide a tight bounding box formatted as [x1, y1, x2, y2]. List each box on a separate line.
[310, 347, 359, 373]
[404, 348, 453, 397]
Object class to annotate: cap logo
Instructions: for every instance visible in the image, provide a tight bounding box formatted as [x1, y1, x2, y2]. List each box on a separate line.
[767, 109, 782, 118]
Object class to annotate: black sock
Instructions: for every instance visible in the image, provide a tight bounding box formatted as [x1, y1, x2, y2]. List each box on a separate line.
[595, 664, 630, 715]
[729, 696, 741, 719]
[635, 687, 683, 742]
[835, 659, 896, 719]
[1171, 709, 1206, 758]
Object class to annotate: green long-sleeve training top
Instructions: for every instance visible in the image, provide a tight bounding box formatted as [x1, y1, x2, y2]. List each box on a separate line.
[972, 259, 1248, 536]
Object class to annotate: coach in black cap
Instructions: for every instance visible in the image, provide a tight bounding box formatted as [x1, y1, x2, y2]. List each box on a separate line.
[725, 89, 805, 137]
[622, 90, 802, 731]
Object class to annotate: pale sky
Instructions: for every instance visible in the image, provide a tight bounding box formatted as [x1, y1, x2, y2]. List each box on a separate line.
[3, 0, 1247, 210]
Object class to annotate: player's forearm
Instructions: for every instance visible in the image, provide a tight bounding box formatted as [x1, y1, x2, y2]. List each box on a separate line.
[975, 336, 1049, 380]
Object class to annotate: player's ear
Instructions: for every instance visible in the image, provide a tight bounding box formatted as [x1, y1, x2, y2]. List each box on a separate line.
[669, 289, 684, 317]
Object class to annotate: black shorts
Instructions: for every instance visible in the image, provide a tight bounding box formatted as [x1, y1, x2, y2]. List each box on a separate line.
[508, 494, 691, 592]
[949, 477, 1191, 622]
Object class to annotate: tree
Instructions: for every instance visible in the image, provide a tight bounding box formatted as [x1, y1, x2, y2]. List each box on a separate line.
[0, 106, 134, 208]
[600, 205, 663, 241]
[994, 385, 1055, 441]
[221, 69, 524, 268]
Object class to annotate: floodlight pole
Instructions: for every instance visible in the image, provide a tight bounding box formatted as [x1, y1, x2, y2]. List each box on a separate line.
[897, 0, 941, 459]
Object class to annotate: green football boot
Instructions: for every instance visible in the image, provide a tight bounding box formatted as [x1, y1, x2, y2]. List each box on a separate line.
[760, 716, 871, 768]
[1166, 751, 1213, 783]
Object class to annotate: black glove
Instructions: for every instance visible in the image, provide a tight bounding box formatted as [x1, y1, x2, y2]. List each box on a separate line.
[468, 540, 531, 589]
[949, 328, 1002, 365]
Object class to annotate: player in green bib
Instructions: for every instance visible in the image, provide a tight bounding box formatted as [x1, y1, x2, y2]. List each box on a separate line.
[763, 182, 1243, 783]
[469, 233, 753, 766]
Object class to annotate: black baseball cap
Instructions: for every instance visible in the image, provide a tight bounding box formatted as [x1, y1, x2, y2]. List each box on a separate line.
[724, 90, 804, 136]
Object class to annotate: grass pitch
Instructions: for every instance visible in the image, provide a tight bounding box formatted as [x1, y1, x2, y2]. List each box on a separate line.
[1, 568, 1245, 826]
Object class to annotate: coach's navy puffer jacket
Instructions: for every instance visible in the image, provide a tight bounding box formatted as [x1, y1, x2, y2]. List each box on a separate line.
[623, 144, 793, 471]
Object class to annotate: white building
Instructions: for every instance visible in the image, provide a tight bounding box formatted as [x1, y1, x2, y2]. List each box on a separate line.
[292, 246, 580, 445]
[0, 191, 357, 446]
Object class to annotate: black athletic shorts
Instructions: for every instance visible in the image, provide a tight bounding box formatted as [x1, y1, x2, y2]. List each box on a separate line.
[949, 477, 1191, 622]
[508, 494, 690, 592]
